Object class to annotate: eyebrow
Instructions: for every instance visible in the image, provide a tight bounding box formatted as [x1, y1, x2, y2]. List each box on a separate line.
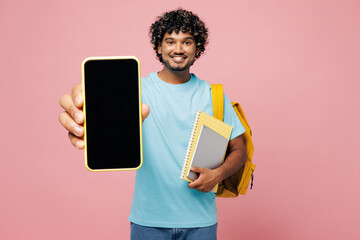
[164, 37, 195, 41]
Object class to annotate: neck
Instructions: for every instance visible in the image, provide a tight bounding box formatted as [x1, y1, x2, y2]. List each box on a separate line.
[157, 66, 191, 84]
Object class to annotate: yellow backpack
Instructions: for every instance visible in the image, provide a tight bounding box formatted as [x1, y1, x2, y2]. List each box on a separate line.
[211, 84, 256, 197]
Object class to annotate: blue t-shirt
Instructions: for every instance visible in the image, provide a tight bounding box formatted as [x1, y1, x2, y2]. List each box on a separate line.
[128, 72, 245, 228]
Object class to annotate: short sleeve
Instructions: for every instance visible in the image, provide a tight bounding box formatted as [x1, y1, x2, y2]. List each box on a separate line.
[140, 77, 150, 106]
[223, 94, 246, 140]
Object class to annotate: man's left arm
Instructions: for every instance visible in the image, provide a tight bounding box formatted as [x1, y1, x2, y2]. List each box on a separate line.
[188, 135, 247, 193]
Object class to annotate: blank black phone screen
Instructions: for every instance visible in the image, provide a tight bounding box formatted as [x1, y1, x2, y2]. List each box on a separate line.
[83, 58, 142, 170]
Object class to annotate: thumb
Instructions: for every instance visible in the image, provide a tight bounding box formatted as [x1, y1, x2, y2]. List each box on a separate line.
[191, 167, 204, 173]
[141, 103, 150, 122]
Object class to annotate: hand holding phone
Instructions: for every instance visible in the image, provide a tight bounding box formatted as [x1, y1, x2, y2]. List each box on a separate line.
[81, 56, 146, 171]
[59, 57, 150, 171]
[59, 83, 86, 149]
[59, 86, 150, 151]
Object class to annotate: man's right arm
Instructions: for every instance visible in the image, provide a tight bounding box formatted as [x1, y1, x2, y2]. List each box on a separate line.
[58, 83, 150, 150]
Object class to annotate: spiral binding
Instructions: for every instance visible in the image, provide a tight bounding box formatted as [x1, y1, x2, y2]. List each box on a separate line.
[180, 111, 201, 180]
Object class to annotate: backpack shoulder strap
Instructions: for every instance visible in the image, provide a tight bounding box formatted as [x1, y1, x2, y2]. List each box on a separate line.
[211, 83, 256, 197]
[211, 84, 224, 121]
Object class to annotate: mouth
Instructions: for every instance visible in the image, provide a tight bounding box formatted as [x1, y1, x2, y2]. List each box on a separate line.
[170, 55, 187, 63]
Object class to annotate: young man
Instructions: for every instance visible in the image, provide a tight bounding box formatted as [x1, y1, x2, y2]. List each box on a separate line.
[59, 9, 247, 240]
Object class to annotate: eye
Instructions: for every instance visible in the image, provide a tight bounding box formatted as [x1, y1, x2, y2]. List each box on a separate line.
[167, 41, 174, 45]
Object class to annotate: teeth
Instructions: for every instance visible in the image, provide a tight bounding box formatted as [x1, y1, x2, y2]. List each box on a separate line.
[172, 56, 185, 61]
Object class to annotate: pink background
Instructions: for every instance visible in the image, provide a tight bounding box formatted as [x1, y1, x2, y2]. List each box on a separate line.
[1, 0, 359, 239]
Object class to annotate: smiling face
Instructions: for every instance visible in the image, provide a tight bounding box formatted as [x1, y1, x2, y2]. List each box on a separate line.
[157, 31, 199, 72]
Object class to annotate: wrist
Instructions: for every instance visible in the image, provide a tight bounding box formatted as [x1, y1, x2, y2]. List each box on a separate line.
[213, 168, 225, 183]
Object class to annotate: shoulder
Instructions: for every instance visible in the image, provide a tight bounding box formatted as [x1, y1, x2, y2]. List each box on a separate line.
[191, 73, 211, 89]
[141, 72, 157, 88]
[140, 72, 159, 102]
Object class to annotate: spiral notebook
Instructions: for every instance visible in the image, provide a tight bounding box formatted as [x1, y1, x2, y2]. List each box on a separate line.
[180, 111, 233, 191]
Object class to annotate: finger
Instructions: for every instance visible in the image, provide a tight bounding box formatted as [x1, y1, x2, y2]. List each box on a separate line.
[141, 103, 150, 121]
[71, 83, 83, 108]
[59, 94, 84, 124]
[188, 181, 198, 189]
[188, 178, 202, 189]
[188, 182, 205, 192]
[68, 132, 85, 149]
[189, 179, 211, 192]
[59, 111, 84, 137]
[190, 167, 204, 173]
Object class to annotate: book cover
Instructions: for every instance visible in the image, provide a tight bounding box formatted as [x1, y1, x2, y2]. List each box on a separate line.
[180, 111, 233, 190]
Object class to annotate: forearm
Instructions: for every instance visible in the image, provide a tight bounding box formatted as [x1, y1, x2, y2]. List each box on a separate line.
[215, 145, 247, 182]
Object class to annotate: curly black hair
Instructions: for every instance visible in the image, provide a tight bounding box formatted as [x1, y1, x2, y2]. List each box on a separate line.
[149, 9, 209, 62]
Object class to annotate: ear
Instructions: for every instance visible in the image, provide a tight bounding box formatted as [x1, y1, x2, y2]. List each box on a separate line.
[195, 48, 201, 58]
[157, 44, 162, 55]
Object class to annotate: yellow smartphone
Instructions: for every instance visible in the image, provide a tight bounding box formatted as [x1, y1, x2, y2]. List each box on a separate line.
[82, 56, 142, 171]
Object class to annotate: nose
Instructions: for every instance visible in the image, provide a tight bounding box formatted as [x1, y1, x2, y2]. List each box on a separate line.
[174, 42, 184, 54]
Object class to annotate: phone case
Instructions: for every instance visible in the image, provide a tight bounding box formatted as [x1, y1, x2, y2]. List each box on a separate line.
[81, 56, 143, 172]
